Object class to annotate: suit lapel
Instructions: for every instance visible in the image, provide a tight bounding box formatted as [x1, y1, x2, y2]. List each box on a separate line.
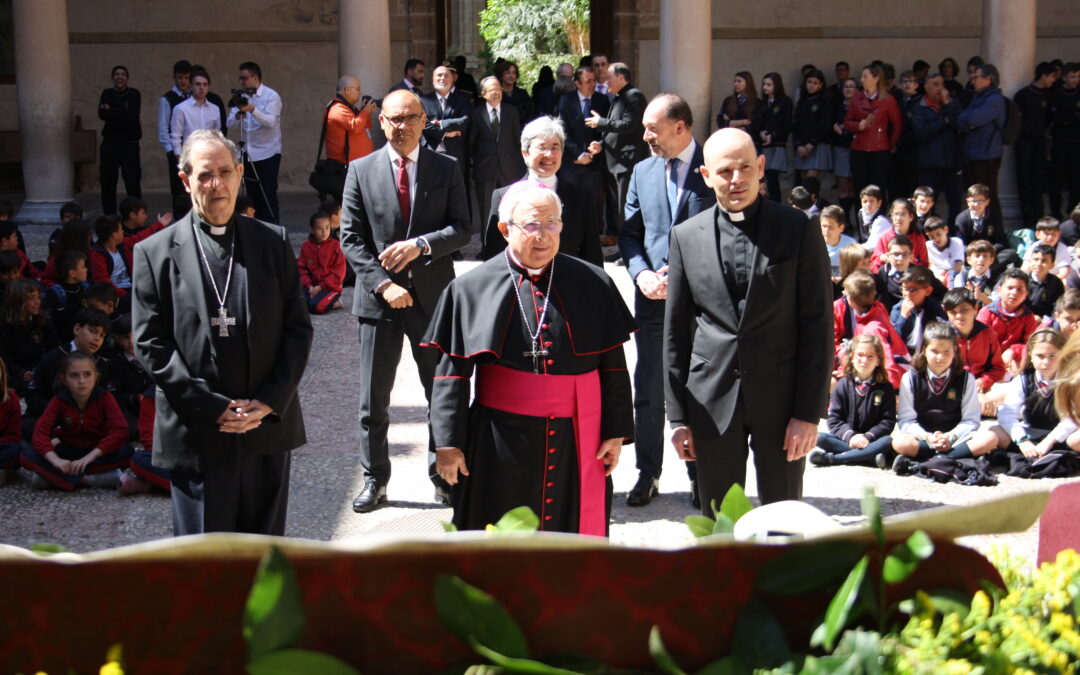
[653, 159, 673, 226]
[740, 200, 771, 328]
[378, 147, 406, 238]
[168, 216, 210, 333]
[674, 143, 705, 221]
[699, 207, 738, 331]
[408, 149, 432, 237]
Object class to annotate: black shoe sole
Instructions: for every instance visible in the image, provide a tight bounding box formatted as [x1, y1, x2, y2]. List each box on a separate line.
[352, 493, 387, 513]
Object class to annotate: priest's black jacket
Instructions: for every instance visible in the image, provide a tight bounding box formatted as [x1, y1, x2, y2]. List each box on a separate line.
[131, 214, 313, 471]
[422, 252, 636, 533]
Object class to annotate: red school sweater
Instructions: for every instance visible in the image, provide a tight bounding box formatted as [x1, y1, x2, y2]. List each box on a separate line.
[0, 389, 22, 443]
[32, 387, 128, 457]
[297, 236, 346, 293]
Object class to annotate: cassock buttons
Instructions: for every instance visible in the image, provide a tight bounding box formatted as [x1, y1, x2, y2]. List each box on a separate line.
[548, 430, 556, 436]
[544, 515, 553, 521]
[548, 448, 556, 454]
[545, 498, 554, 504]
[544, 341, 552, 347]
[546, 481, 554, 487]
[541, 323, 549, 330]
[535, 291, 543, 297]
[548, 464, 555, 470]
[549, 416, 555, 420]
[547, 359, 554, 365]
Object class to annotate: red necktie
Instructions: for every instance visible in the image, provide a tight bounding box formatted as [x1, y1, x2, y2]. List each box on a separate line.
[396, 157, 411, 227]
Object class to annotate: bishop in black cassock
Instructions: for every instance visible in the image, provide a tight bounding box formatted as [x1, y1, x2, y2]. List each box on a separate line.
[423, 183, 635, 535]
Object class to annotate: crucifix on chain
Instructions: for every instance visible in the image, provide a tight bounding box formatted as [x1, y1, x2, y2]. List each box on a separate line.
[523, 340, 548, 374]
[211, 306, 236, 337]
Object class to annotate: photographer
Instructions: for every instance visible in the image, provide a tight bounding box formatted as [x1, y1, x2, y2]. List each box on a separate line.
[226, 61, 282, 223]
[319, 75, 376, 204]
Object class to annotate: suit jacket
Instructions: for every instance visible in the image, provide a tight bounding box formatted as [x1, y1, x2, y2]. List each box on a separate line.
[420, 90, 471, 167]
[619, 142, 715, 282]
[131, 214, 313, 471]
[555, 90, 610, 172]
[664, 200, 833, 436]
[481, 176, 603, 266]
[339, 145, 471, 319]
[469, 103, 524, 185]
[594, 85, 649, 174]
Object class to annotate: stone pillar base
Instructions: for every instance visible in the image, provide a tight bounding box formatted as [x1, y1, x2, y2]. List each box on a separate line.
[15, 200, 68, 225]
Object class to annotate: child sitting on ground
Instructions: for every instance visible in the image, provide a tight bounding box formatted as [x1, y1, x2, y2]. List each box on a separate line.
[949, 239, 998, 306]
[943, 288, 1006, 417]
[1043, 289, 1080, 339]
[1026, 244, 1065, 319]
[117, 384, 171, 495]
[912, 185, 938, 234]
[106, 314, 151, 438]
[1021, 217, 1071, 280]
[42, 250, 90, 343]
[833, 270, 909, 388]
[810, 334, 896, 468]
[0, 220, 38, 280]
[978, 268, 1040, 377]
[0, 359, 28, 486]
[89, 215, 135, 303]
[27, 307, 111, 420]
[855, 184, 891, 251]
[0, 279, 59, 397]
[872, 199, 929, 271]
[821, 205, 857, 283]
[297, 211, 346, 314]
[891, 321, 999, 471]
[20, 351, 132, 490]
[890, 265, 947, 354]
[873, 235, 916, 311]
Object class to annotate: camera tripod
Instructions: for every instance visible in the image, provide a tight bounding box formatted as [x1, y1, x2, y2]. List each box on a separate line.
[235, 108, 276, 223]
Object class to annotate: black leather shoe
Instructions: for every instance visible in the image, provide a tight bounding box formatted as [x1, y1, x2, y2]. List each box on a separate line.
[433, 481, 452, 506]
[626, 473, 659, 506]
[352, 477, 387, 513]
[689, 480, 700, 510]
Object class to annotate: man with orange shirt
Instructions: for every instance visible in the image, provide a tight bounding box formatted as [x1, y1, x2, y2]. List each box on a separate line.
[322, 75, 376, 202]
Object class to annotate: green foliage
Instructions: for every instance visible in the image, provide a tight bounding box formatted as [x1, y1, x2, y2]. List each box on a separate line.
[684, 484, 753, 539]
[29, 542, 68, 554]
[492, 505, 541, 532]
[755, 541, 866, 595]
[435, 575, 530, 659]
[477, 0, 589, 88]
[244, 547, 307, 661]
[247, 649, 360, 675]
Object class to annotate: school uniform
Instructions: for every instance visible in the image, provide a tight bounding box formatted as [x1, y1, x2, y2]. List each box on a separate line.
[42, 281, 90, 344]
[107, 351, 152, 437]
[831, 98, 855, 179]
[816, 375, 896, 465]
[998, 368, 1070, 447]
[758, 95, 793, 201]
[978, 300, 1040, 365]
[0, 318, 60, 395]
[296, 235, 347, 315]
[832, 296, 909, 388]
[897, 368, 981, 460]
[949, 267, 999, 304]
[871, 229, 930, 272]
[20, 387, 133, 490]
[792, 91, 833, 171]
[955, 209, 1008, 251]
[0, 389, 28, 470]
[927, 236, 966, 280]
[27, 343, 108, 418]
[955, 320, 1006, 391]
[129, 386, 170, 491]
[853, 209, 891, 250]
[1028, 272, 1065, 319]
[890, 295, 947, 353]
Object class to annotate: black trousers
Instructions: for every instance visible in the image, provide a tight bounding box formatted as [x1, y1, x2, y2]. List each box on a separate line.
[244, 153, 281, 224]
[890, 148, 918, 204]
[1015, 135, 1045, 228]
[851, 149, 893, 201]
[963, 157, 1004, 229]
[690, 394, 803, 515]
[169, 449, 290, 536]
[357, 306, 439, 486]
[99, 140, 142, 215]
[604, 168, 631, 236]
[1051, 139, 1080, 218]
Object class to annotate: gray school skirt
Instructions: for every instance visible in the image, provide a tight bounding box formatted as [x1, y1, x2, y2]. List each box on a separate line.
[762, 145, 788, 172]
[832, 146, 852, 178]
[794, 142, 834, 171]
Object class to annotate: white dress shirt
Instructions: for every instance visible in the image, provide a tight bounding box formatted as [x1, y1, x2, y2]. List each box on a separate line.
[157, 85, 187, 153]
[226, 83, 282, 161]
[170, 97, 221, 155]
[668, 139, 697, 205]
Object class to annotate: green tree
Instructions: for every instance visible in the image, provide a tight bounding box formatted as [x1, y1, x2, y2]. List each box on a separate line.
[478, 0, 589, 88]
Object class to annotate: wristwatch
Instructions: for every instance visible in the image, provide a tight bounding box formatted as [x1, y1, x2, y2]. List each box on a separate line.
[415, 237, 428, 255]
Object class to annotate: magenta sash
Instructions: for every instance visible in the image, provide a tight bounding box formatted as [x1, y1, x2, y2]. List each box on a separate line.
[475, 364, 606, 536]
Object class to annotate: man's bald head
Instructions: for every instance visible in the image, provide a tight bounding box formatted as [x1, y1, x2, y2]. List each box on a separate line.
[700, 128, 764, 212]
[379, 90, 426, 154]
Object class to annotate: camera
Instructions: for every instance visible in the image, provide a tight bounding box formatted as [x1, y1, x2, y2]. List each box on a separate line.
[228, 88, 255, 109]
[360, 95, 382, 109]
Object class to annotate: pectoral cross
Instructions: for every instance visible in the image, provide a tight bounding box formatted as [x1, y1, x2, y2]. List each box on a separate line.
[524, 340, 549, 374]
[211, 306, 236, 337]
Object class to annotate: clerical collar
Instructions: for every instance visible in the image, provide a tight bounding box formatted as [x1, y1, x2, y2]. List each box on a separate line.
[196, 215, 234, 237]
[506, 248, 547, 276]
[718, 197, 761, 223]
[528, 173, 557, 190]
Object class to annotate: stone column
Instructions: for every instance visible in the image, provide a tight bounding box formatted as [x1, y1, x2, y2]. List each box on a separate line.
[659, 0, 711, 143]
[982, 0, 1036, 226]
[13, 0, 73, 224]
[338, 0, 391, 99]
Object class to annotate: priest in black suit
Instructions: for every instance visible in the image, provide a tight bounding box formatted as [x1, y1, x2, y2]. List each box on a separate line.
[470, 76, 525, 235]
[423, 183, 635, 535]
[481, 115, 603, 266]
[340, 89, 471, 513]
[585, 62, 649, 236]
[132, 129, 313, 536]
[664, 128, 832, 511]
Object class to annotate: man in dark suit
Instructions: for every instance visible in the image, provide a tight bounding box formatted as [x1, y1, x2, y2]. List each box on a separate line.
[131, 129, 313, 536]
[555, 66, 610, 234]
[388, 58, 425, 95]
[586, 62, 649, 238]
[470, 76, 525, 235]
[619, 93, 715, 507]
[481, 115, 602, 266]
[665, 128, 833, 512]
[421, 64, 471, 208]
[340, 89, 471, 513]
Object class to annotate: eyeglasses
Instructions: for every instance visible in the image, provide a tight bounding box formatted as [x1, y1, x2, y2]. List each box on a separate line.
[384, 114, 423, 127]
[510, 220, 563, 235]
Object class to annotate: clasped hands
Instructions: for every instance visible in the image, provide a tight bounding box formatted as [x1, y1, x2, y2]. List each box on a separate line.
[217, 399, 272, 434]
[377, 241, 423, 309]
[671, 418, 817, 463]
[637, 266, 668, 300]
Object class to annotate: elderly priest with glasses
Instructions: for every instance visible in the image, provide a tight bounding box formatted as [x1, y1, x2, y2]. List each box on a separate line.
[422, 182, 636, 535]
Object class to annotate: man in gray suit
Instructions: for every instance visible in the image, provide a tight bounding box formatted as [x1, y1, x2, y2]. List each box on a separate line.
[665, 128, 832, 513]
[340, 89, 471, 513]
[619, 93, 714, 507]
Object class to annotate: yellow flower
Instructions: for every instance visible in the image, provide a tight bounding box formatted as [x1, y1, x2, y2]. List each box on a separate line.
[100, 664, 124, 675]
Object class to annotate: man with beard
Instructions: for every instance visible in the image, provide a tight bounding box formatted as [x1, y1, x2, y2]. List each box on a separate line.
[424, 183, 635, 535]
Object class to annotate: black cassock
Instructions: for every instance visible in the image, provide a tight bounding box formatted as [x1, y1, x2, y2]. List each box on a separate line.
[423, 252, 636, 535]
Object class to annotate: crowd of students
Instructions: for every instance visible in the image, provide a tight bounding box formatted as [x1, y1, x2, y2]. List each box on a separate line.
[0, 195, 349, 494]
[812, 177, 1080, 483]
